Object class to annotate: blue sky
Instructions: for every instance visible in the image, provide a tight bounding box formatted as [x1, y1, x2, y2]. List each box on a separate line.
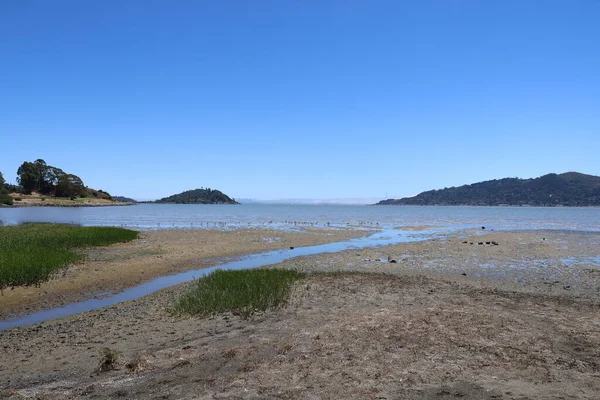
[1, 1, 599, 201]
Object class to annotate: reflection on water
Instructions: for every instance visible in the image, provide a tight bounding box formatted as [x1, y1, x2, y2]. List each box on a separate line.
[1, 204, 599, 231]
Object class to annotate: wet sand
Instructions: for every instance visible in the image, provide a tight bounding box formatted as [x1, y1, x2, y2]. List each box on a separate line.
[275, 229, 600, 298]
[1, 229, 600, 399]
[0, 227, 370, 319]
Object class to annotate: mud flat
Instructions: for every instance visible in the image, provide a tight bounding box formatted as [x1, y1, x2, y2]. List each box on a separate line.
[275, 229, 600, 298]
[1, 229, 599, 399]
[0, 227, 370, 319]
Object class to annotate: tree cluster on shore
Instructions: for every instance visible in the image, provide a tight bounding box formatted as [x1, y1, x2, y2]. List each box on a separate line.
[0, 159, 113, 204]
[377, 172, 600, 207]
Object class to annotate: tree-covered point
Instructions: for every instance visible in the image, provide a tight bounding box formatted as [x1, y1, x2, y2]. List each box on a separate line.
[12, 159, 112, 200]
[156, 188, 239, 204]
[377, 172, 600, 207]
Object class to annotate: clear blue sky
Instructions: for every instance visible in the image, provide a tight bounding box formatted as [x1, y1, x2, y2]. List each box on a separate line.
[1, 1, 599, 201]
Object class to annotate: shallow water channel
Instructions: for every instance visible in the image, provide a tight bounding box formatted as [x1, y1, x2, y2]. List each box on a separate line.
[0, 228, 445, 331]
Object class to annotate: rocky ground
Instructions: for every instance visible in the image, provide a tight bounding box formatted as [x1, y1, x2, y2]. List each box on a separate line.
[1, 229, 599, 399]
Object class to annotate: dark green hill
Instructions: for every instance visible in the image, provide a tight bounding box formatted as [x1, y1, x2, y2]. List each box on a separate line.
[156, 188, 239, 205]
[377, 172, 600, 207]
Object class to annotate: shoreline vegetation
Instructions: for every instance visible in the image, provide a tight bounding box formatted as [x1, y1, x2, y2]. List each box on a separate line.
[0, 159, 136, 208]
[0, 224, 138, 292]
[174, 269, 306, 318]
[0, 226, 370, 318]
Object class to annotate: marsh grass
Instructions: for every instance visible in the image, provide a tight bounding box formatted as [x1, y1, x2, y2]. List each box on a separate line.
[173, 269, 306, 318]
[0, 223, 138, 291]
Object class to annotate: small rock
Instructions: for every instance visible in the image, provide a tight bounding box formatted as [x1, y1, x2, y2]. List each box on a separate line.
[482, 226, 486, 230]
[289, 247, 295, 250]
[461, 273, 467, 276]
[478, 242, 484, 245]
[389, 260, 397, 264]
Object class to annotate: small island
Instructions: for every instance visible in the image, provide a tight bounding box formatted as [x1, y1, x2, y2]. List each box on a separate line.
[377, 172, 600, 207]
[155, 188, 239, 204]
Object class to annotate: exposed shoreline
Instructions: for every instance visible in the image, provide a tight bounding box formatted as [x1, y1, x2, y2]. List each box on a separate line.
[1, 228, 599, 399]
[0, 227, 372, 319]
[1, 202, 134, 208]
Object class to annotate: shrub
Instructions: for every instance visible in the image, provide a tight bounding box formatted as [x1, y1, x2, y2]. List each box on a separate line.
[97, 347, 119, 372]
[0, 195, 13, 206]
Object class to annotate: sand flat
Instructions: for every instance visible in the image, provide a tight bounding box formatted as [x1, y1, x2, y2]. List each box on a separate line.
[0, 227, 370, 318]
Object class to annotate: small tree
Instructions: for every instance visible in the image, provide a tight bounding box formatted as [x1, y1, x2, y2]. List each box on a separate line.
[0, 171, 5, 191]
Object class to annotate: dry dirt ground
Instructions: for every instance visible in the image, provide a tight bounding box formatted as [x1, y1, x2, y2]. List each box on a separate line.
[1, 230, 599, 399]
[0, 227, 369, 319]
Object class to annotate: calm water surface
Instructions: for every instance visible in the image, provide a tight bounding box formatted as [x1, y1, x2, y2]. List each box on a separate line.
[1, 204, 599, 231]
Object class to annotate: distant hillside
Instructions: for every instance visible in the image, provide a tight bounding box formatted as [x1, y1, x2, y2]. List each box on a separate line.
[113, 196, 137, 203]
[377, 172, 600, 207]
[156, 188, 239, 205]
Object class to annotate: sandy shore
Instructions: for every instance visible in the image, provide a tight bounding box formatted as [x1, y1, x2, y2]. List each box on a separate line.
[1, 229, 599, 399]
[0, 227, 370, 318]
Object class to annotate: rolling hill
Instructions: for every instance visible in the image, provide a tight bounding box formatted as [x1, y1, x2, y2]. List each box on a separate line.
[376, 172, 600, 207]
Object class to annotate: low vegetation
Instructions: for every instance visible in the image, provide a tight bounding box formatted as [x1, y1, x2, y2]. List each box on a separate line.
[174, 269, 306, 318]
[0, 224, 139, 292]
[97, 347, 120, 373]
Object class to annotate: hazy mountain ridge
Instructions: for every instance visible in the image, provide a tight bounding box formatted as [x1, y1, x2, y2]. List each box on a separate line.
[377, 172, 600, 207]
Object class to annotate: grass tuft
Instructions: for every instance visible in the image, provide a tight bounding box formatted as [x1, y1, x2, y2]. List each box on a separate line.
[97, 347, 119, 373]
[0, 223, 138, 291]
[173, 269, 306, 319]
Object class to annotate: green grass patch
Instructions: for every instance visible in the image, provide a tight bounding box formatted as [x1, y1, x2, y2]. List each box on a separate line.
[0, 223, 139, 291]
[173, 269, 306, 318]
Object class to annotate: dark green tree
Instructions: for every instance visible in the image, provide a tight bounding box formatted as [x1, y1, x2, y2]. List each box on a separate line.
[54, 174, 86, 198]
[16, 161, 38, 194]
[0, 171, 5, 190]
[16, 159, 52, 194]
